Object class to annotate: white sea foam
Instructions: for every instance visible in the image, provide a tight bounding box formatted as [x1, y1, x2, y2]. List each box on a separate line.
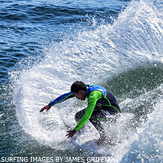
[12, 0, 163, 160]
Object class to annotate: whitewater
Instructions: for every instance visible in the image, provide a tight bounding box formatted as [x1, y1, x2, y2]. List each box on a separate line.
[1, 0, 163, 162]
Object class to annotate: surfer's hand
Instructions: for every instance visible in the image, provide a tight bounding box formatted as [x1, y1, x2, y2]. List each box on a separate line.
[66, 129, 77, 138]
[40, 105, 51, 112]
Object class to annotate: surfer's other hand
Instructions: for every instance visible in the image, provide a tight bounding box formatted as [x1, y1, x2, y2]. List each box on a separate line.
[66, 129, 77, 138]
[40, 105, 51, 112]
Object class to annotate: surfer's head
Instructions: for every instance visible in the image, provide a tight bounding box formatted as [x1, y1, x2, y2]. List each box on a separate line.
[71, 81, 87, 100]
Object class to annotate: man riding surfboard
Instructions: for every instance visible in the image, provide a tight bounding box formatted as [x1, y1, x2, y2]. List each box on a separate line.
[40, 81, 121, 145]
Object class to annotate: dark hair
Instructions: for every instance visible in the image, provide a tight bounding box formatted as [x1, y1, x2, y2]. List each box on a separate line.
[71, 81, 87, 93]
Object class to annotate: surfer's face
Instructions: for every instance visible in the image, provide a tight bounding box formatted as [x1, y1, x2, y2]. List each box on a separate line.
[73, 90, 86, 100]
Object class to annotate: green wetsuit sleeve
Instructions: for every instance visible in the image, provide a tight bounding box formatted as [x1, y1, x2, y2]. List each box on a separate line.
[74, 91, 102, 131]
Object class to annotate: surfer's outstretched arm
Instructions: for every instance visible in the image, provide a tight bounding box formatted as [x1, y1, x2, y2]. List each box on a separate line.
[40, 92, 75, 112]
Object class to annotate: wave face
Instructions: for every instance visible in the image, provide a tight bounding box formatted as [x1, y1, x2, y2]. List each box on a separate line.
[5, 0, 163, 162]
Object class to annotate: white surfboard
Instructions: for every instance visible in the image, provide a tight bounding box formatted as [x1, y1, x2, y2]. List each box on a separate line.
[72, 130, 119, 155]
[64, 121, 119, 155]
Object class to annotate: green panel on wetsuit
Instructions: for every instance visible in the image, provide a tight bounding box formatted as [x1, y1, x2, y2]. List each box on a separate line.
[74, 90, 102, 131]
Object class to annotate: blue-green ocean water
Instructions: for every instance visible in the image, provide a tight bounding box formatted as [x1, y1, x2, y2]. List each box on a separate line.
[0, 0, 163, 162]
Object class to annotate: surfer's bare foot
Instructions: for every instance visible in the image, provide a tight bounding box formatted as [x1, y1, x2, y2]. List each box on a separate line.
[96, 136, 106, 145]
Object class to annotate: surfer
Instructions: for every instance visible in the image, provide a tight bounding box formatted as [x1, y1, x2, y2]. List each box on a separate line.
[40, 81, 121, 145]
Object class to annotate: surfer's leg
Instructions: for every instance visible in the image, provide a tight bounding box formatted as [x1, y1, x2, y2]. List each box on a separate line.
[89, 110, 106, 133]
[89, 110, 107, 145]
[75, 109, 86, 122]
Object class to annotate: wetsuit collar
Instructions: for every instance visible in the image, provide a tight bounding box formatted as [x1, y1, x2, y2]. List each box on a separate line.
[86, 84, 90, 98]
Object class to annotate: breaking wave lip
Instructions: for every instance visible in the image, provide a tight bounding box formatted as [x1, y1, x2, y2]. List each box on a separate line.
[11, 0, 163, 159]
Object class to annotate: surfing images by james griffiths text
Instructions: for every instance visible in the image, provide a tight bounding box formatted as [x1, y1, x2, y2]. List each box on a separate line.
[0, 156, 112, 163]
